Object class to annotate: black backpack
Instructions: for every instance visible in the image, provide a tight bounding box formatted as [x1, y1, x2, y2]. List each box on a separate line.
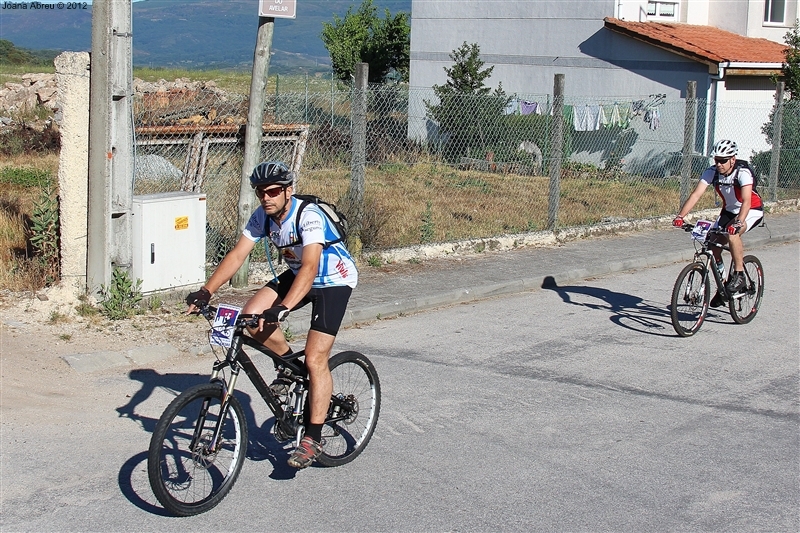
[712, 159, 759, 193]
[277, 194, 349, 250]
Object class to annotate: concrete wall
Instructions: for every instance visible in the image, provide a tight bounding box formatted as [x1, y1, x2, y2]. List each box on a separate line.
[54, 52, 90, 292]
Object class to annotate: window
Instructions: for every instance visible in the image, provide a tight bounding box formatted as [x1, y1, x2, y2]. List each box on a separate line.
[646, 2, 678, 20]
[764, 0, 785, 24]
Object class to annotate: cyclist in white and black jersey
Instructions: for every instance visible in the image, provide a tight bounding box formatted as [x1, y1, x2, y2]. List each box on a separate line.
[186, 161, 358, 469]
[673, 139, 764, 306]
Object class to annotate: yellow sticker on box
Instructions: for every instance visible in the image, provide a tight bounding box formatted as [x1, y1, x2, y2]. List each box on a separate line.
[175, 216, 189, 230]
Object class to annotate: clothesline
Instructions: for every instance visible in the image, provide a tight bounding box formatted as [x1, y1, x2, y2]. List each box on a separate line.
[504, 96, 663, 131]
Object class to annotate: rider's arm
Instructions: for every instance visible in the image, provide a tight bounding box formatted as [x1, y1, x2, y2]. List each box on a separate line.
[280, 242, 323, 310]
[202, 235, 257, 294]
[736, 184, 753, 229]
[676, 180, 709, 218]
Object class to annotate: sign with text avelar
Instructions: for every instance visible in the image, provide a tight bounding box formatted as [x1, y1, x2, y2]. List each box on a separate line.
[259, 0, 297, 19]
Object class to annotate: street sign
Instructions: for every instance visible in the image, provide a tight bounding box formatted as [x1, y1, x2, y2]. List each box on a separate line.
[259, 0, 296, 19]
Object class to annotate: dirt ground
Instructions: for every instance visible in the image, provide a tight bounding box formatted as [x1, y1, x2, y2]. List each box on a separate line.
[0, 259, 430, 426]
[0, 283, 260, 425]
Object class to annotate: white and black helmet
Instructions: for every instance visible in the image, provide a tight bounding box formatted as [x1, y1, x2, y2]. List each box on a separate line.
[711, 139, 738, 158]
[249, 161, 294, 188]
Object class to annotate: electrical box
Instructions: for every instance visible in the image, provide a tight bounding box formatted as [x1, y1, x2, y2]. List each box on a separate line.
[132, 192, 207, 293]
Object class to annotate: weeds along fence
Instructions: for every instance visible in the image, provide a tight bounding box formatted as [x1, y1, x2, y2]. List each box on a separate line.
[132, 83, 800, 264]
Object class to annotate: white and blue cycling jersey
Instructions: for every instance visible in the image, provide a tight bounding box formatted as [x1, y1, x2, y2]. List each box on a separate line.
[242, 197, 358, 289]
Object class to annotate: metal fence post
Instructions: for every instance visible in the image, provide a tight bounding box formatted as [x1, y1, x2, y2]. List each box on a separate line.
[769, 81, 784, 202]
[548, 74, 565, 230]
[232, 16, 274, 288]
[680, 81, 697, 207]
[345, 62, 368, 256]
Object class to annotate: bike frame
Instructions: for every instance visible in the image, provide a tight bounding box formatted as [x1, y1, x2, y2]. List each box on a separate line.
[194, 312, 354, 453]
[690, 229, 752, 303]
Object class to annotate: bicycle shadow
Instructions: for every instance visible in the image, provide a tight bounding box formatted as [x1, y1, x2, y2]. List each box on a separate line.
[117, 370, 298, 514]
[541, 275, 677, 336]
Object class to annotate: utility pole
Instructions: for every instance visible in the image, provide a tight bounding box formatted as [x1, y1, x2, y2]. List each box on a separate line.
[232, 16, 274, 288]
[87, 0, 134, 292]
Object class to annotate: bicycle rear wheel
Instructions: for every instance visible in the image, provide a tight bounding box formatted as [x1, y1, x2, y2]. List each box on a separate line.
[671, 262, 710, 337]
[729, 255, 764, 324]
[317, 351, 381, 467]
[148, 383, 247, 516]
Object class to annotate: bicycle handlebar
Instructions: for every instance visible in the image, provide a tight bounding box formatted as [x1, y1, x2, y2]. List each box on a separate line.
[193, 303, 279, 328]
[679, 222, 726, 235]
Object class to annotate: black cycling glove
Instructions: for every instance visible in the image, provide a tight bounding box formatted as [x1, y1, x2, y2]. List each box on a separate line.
[261, 304, 289, 323]
[186, 287, 212, 307]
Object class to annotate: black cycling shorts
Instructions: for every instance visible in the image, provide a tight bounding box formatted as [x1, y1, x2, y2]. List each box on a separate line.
[716, 209, 763, 233]
[266, 270, 352, 336]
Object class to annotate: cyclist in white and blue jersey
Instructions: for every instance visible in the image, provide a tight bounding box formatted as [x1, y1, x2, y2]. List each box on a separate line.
[186, 161, 358, 469]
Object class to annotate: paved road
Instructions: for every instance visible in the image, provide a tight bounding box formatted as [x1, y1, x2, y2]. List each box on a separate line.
[1, 238, 797, 531]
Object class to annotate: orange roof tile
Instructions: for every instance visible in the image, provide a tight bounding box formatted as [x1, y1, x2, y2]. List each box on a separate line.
[604, 17, 788, 65]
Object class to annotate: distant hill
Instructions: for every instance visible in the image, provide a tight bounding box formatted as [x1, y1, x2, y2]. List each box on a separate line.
[0, 0, 411, 72]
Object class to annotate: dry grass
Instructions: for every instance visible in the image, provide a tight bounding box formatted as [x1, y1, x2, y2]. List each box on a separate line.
[297, 163, 721, 249]
[0, 153, 58, 291]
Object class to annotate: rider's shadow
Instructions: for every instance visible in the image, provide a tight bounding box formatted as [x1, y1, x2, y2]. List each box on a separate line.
[116, 369, 207, 433]
[541, 275, 676, 336]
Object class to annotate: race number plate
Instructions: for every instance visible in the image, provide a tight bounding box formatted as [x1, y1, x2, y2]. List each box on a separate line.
[691, 220, 712, 241]
[209, 304, 242, 347]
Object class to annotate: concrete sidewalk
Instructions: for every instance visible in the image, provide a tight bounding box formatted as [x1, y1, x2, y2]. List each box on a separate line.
[340, 210, 799, 327]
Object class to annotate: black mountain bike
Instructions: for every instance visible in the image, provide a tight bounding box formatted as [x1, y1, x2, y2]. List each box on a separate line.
[147, 304, 381, 516]
[670, 221, 764, 337]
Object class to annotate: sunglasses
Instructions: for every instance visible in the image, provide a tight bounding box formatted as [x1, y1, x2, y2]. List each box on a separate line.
[714, 157, 731, 164]
[255, 186, 285, 198]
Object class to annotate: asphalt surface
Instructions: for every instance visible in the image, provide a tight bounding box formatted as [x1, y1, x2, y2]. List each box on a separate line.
[59, 208, 799, 371]
[339, 209, 799, 327]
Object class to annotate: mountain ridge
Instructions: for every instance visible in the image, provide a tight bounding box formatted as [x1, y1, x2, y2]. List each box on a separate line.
[0, 0, 411, 72]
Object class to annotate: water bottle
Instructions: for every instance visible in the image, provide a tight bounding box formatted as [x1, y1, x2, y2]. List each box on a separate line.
[715, 260, 725, 280]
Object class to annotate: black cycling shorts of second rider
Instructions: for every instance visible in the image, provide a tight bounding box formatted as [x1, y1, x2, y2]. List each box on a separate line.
[266, 270, 352, 336]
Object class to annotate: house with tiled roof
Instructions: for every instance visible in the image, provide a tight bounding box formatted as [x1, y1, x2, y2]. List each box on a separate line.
[408, 0, 796, 170]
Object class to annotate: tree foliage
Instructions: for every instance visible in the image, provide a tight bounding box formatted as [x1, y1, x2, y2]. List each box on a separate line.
[0, 39, 58, 66]
[783, 19, 800, 98]
[755, 20, 800, 188]
[321, 0, 409, 84]
[424, 42, 511, 162]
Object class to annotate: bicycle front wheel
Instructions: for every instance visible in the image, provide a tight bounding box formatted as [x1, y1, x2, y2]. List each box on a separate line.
[729, 255, 764, 324]
[317, 351, 381, 467]
[147, 383, 247, 516]
[671, 262, 710, 337]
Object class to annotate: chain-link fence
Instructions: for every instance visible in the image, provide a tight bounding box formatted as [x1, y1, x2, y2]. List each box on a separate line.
[133, 81, 800, 264]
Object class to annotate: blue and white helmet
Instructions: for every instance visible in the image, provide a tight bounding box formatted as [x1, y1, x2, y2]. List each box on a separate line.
[249, 161, 294, 188]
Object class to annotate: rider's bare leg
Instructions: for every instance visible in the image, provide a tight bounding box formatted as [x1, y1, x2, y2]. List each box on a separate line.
[303, 329, 335, 425]
[728, 233, 745, 272]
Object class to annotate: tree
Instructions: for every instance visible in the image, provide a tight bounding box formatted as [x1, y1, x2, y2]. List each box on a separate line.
[754, 20, 800, 188]
[321, 0, 410, 84]
[425, 42, 510, 162]
[783, 19, 800, 98]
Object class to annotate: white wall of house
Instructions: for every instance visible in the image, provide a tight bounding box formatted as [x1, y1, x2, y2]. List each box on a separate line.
[408, 0, 783, 170]
[613, 0, 795, 41]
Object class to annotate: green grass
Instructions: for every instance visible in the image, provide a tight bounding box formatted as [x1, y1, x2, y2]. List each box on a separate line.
[133, 67, 340, 96]
[0, 167, 52, 187]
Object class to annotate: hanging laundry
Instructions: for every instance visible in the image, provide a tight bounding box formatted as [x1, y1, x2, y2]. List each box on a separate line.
[520, 100, 538, 115]
[648, 106, 661, 130]
[587, 104, 602, 130]
[573, 105, 588, 131]
[504, 98, 520, 115]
